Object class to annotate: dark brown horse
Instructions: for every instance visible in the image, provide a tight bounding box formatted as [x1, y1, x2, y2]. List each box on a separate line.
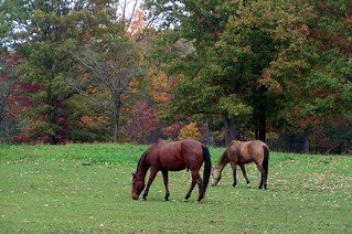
[131, 139, 212, 202]
[212, 140, 269, 189]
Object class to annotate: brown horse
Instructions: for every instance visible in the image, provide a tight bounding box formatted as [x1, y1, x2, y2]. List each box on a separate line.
[212, 140, 269, 190]
[131, 139, 212, 202]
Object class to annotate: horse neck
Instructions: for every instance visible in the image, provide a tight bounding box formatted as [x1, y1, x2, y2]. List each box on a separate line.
[215, 149, 229, 171]
[135, 152, 150, 179]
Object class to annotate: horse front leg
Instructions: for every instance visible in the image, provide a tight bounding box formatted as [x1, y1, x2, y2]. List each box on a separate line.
[161, 170, 170, 201]
[142, 168, 158, 200]
[239, 164, 250, 185]
[229, 162, 238, 187]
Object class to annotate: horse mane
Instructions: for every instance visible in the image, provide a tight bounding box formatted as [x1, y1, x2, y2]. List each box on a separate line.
[136, 146, 152, 172]
[136, 152, 145, 170]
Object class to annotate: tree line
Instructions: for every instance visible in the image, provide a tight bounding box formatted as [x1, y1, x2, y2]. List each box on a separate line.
[0, 0, 351, 154]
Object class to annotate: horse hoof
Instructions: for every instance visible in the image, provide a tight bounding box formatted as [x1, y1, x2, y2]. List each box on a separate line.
[183, 199, 189, 202]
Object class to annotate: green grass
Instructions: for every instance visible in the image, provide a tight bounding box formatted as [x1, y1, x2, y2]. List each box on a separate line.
[0, 144, 351, 234]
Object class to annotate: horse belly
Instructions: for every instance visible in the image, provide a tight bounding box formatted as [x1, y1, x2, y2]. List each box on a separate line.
[238, 157, 253, 164]
[160, 157, 186, 171]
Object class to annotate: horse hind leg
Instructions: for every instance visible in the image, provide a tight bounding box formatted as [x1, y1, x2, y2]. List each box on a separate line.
[183, 180, 196, 202]
[229, 162, 238, 187]
[239, 164, 250, 185]
[256, 164, 266, 190]
[263, 171, 268, 190]
[184, 171, 202, 202]
[196, 177, 204, 202]
[161, 170, 170, 201]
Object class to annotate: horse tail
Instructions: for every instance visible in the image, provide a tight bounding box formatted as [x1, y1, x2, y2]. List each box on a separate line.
[201, 145, 212, 200]
[263, 145, 269, 177]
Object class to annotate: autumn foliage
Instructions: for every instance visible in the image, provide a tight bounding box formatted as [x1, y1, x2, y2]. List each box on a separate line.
[129, 102, 159, 144]
[0, 0, 351, 153]
[178, 122, 201, 141]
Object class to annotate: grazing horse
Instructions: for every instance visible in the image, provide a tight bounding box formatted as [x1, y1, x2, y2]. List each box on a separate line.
[212, 140, 269, 190]
[131, 139, 212, 202]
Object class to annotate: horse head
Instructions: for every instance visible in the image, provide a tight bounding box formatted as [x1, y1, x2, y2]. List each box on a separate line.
[211, 167, 222, 186]
[131, 172, 145, 200]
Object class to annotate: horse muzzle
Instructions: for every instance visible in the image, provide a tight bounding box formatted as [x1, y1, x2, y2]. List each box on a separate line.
[131, 193, 139, 200]
[212, 180, 219, 186]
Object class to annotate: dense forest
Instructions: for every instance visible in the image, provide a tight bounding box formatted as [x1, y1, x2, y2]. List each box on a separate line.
[0, 0, 351, 154]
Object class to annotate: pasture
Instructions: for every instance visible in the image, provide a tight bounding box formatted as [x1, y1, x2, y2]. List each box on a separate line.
[0, 144, 351, 234]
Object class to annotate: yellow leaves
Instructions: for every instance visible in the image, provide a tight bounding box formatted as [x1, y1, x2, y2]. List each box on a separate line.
[80, 116, 108, 129]
[178, 122, 201, 141]
[219, 96, 252, 116]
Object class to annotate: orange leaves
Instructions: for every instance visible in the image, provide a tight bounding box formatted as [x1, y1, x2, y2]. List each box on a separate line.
[258, 68, 283, 93]
[128, 9, 150, 41]
[149, 73, 172, 104]
[296, 116, 323, 130]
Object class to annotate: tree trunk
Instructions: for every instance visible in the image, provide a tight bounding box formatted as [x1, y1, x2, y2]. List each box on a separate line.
[256, 107, 266, 142]
[303, 128, 310, 154]
[0, 101, 4, 127]
[48, 87, 58, 145]
[255, 85, 267, 142]
[223, 114, 238, 146]
[113, 95, 122, 143]
[48, 135, 58, 145]
[114, 117, 119, 143]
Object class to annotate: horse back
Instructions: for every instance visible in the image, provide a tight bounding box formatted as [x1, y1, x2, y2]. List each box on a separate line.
[246, 140, 268, 163]
[229, 140, 267, 164]
[154, 139, 203, 171]
[180, 139, 204, 169]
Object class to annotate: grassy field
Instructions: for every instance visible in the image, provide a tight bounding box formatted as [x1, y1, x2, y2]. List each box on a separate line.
[0, 144, 351, 234]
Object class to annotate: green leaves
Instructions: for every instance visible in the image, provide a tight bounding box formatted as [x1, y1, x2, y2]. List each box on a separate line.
[143, 0, 352, 145]
[0, 0, 134, 143]
[219, 95, 252, 116]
